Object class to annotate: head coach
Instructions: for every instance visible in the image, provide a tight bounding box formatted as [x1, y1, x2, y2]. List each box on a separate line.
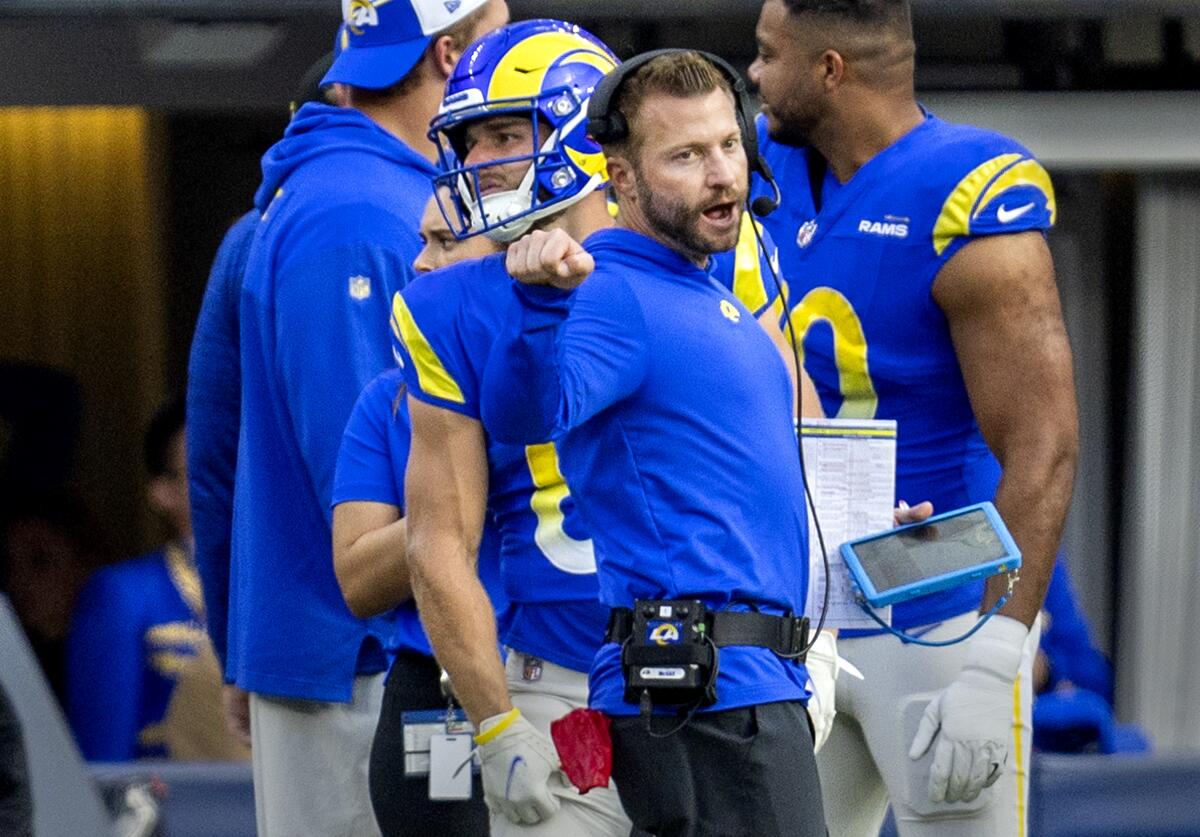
[477, 51, 828, 837]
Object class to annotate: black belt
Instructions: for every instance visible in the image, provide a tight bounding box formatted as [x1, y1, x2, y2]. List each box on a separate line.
[606, 606, 809, 660]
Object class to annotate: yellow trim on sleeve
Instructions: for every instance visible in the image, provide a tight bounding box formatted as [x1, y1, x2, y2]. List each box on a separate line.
[473, 708, 521, 745]
[932, 153, 1022, 256]
[391, 292, 466, 405]
[146, 622, 209, 649]
[972, 158, 1057, 226]
[165, 543, 205, 622]
[732, 213, 769, 314]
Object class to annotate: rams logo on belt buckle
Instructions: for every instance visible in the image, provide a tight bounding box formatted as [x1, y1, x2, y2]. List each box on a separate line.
[648, 621, 682, 646]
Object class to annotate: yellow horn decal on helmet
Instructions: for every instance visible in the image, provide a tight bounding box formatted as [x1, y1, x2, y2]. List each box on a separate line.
[565, 145, 609, 182]
[488, 32, 616, 103]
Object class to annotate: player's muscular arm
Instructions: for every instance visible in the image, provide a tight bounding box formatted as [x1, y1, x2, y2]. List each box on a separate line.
[332, 502, 409, 618]
[405, 396, 511, 726]
[933, 231, 1078, 627]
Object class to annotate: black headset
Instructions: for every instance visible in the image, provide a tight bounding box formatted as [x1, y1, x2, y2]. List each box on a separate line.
[586, 48, 780, 217]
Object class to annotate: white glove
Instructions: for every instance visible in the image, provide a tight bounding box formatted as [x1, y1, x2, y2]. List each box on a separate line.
[476, 709, 562, 825]
[804, 630, 839, 752]
[908, 615, 1029, 804]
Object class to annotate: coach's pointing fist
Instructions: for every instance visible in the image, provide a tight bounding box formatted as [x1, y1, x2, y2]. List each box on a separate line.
[506, 228, 594, 290]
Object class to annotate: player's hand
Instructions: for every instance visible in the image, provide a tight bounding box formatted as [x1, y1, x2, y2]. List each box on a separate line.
[223, 685, 252, 748]
[908, 615, 1029, 803]
[476, 709, 562, 824]
[894, 499, 934, 527]
[804, 629, 839, 752]
[506, 228, 594, 291]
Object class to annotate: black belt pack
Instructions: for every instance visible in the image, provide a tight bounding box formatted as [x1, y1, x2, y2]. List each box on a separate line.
[607, 600, 810, 709]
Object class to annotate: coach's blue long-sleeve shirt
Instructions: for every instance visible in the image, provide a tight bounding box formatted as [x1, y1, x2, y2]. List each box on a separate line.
[479, 228, 811, 715]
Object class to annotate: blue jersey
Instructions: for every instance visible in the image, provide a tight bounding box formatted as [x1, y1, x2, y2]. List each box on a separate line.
[392, 220, 782, 674]
[187, 208, 257, 670]
[67, 545, 233, 761]
[231, 103, 433, 701]
[756, 111, 1055, 631]
[331, 369, 510, 657]
[394, 255, 604, 673]
[479, 228, 811, 715]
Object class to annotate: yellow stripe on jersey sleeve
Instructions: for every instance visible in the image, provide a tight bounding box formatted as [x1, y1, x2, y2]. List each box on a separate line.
[932, 153, 1022, 256]
[973, 158, 1057, 225]
[390, 292, 466, 405]
[732, 212, 769, 314]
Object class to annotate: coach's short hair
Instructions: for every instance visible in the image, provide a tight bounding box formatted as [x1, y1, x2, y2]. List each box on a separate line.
[610, 51, 735, 155]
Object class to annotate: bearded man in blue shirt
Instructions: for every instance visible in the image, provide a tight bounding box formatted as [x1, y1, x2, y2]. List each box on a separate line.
[479, 51, 828, 837]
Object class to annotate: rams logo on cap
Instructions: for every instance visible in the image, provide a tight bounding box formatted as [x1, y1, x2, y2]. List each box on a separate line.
[346, 0, 391, 35]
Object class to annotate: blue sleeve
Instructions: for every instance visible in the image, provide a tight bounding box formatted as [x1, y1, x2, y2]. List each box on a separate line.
[66, 569, 144, 761]
[275, 240, 416, 519]
[931, 144, 1056, 266]
[187, 210, 256, 669]
[332, 371, 408, 509]
[391, 265, 483, 419]
[480, 272, 650, 445]
[1041, 558, 1113, 700]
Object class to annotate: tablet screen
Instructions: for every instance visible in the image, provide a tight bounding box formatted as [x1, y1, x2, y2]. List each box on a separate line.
[852, 508, 1008, 594]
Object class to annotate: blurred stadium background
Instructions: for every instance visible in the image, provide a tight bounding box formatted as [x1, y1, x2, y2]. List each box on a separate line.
[1, 0, 1198, 834]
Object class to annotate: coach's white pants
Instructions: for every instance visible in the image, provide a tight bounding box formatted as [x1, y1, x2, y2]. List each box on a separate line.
[819, 613, 1041, 837]
[495, 650, 632, 837]
[249, 673, 385, 837]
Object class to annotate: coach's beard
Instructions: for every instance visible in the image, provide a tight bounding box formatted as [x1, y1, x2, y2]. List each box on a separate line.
[637, 181, 746, 263]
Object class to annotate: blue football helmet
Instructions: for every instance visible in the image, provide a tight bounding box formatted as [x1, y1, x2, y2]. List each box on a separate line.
[429, 19, 618, 242]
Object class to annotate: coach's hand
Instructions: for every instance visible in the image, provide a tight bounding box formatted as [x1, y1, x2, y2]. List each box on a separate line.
[506, 228, 594, 291]
[804, 629, 839, 752]
[909, 614, 1029, 803]
[476, 708, 562, 825]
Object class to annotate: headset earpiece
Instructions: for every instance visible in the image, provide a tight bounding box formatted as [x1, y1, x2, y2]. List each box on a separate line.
[586, 47, 771, 188]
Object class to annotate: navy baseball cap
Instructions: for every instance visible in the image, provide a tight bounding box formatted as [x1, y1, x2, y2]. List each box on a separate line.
[323, 0, 490, 90]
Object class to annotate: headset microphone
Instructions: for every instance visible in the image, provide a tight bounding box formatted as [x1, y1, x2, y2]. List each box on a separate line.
[751, 158, 781, 218]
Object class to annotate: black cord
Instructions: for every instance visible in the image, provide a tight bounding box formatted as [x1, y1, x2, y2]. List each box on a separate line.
[746, 204, 831, 657]
[641, 638, 721, 739]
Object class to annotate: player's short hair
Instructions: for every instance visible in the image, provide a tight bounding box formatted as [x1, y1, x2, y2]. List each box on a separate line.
[610, 51, 735, 156]
[781, 0, 909, 25]
[144, 398, 185, 478]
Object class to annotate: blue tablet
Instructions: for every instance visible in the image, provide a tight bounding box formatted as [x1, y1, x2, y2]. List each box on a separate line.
[839, 502, 1021, 609]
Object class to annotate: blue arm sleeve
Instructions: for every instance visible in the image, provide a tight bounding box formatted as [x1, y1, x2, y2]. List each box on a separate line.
[186, 210, 256, 670]
[480, 273, 649, 445]
[1041, 559, 1113, 700]
[275, 241, 416, 518]
[66, 571, 144, 761]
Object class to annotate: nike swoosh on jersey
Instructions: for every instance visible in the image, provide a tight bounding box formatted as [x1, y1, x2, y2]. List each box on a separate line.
[996, 202, 1036, 224]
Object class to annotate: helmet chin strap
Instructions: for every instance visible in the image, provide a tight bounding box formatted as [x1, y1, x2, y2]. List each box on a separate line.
[477, 188, 536, 243]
